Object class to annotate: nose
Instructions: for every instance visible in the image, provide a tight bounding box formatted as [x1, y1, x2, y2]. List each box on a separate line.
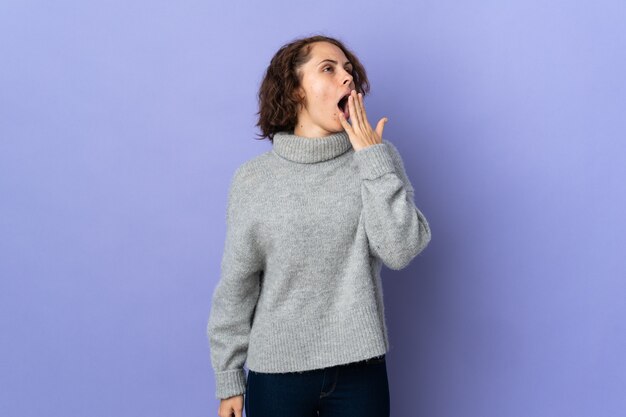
[341, 68, 354, 87]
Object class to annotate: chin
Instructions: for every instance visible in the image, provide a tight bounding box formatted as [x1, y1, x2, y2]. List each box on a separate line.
[332, 122, 344, 132]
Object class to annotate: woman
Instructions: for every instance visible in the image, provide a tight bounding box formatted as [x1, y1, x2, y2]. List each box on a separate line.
[207, 34, 432, 417]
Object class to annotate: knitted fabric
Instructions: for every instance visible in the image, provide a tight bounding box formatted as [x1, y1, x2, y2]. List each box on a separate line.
[207, 130, 431, 399]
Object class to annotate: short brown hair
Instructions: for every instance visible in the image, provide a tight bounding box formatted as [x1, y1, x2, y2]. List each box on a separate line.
[254, 35, 370, 142]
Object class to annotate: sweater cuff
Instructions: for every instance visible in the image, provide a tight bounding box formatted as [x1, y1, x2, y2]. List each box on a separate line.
[215, 368, 247, 399]
[353, 143, 396, 180]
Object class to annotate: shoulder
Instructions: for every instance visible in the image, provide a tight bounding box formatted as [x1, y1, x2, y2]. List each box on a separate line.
[231, 151, 272, 183]
[228, 151, 273, 200]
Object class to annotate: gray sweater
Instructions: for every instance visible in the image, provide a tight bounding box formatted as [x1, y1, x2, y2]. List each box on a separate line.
[207, 130, 431, 399]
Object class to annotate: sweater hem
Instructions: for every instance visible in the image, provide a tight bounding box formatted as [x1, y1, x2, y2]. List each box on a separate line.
[246, 302, 389, 373]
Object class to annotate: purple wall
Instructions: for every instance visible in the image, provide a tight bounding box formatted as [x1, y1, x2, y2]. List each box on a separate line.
[1, 1, 624, 416]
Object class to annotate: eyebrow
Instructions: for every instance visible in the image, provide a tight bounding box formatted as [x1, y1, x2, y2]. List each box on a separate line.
[318, 59, 353, 67]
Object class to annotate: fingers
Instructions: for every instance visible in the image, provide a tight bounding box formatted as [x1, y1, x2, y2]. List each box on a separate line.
[338, 107, 353, 133]
[349, 90, 370, 133]
[342, 91, 386, 147]
[348, 91, 362, 130]
[376, 117, 387, 139]
[357, 91, 368, 129]
[217, 398, 243, 417]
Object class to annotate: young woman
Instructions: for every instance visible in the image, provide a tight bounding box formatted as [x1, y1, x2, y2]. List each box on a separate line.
[207, 34, 432, 417]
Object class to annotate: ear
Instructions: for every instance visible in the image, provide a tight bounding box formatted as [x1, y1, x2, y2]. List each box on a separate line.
[294, 87, 307, 110]
[296, 85, 305, 101]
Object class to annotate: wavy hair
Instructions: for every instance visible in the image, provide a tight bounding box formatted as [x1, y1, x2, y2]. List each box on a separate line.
[254, 35, 370, 142]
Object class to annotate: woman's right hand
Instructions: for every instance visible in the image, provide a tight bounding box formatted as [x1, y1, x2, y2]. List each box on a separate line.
[218, 394, 244, 417]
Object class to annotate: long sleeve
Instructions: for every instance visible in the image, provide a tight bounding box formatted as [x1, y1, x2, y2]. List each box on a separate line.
[353, 139, 431, 270]
[207, 167, 264, 399]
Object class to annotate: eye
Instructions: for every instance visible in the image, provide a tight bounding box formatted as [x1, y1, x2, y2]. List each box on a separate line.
[323, 66, 354, 74]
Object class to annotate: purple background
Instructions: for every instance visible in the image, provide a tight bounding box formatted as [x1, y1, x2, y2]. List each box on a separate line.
[1, 1, 625, 416]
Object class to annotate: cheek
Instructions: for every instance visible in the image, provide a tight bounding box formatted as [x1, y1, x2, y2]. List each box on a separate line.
[308, 83, 334, 107]
[319, 93, 336, 114]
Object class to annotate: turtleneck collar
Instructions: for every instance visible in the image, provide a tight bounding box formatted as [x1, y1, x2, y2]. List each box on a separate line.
[272, 130, 353, 163]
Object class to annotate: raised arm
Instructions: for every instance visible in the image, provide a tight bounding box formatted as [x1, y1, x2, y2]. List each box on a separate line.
[353, 139, 431, 270]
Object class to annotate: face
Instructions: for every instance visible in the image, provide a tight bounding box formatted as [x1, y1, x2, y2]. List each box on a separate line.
[294, 41, 356, 138]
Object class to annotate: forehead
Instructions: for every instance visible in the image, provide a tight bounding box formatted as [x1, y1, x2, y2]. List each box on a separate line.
[308, 42, 349, 63]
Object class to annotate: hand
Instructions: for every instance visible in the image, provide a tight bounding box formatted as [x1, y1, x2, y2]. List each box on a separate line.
[218, 394, 243, 417]
[338, 89, 388, 152]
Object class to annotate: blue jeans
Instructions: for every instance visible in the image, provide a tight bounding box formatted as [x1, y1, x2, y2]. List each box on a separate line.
[244, 354, 390, 417]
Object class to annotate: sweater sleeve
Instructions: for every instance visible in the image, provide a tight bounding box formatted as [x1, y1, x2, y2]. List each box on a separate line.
[353, 139, 432, 270]
[207, 166, 264, 399]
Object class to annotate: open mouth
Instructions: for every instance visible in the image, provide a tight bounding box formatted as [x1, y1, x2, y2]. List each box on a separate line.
[337, 93, 350, 119]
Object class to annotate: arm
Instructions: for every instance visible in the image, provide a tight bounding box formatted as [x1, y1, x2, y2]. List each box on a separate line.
[207, 166, 264, 399]
[353, 139, 432, 270]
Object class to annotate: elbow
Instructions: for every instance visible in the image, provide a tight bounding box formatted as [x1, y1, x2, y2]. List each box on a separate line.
[415, 217, 432, 255]
[380, 247, 417, 270]
[383, 253, 413, 271]
[412, 209, 432, 257]
[377, 219, 432, 271]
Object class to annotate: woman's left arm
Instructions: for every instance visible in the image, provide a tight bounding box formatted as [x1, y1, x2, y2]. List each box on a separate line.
[353, 139, 432, 270]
